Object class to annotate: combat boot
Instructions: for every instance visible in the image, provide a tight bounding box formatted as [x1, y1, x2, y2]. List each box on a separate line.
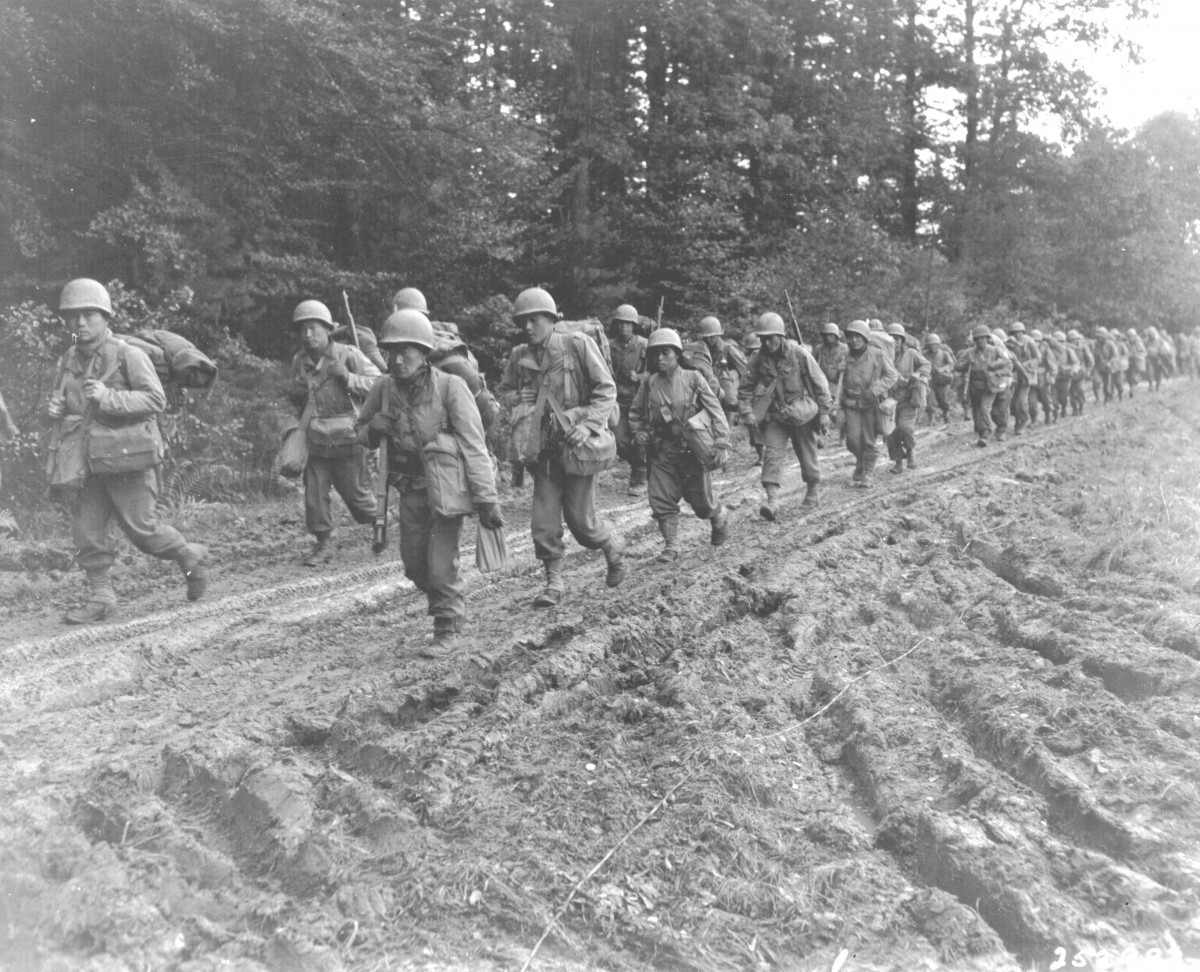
[510, 462, 525, 488]
[656, 515, 680, 562]
[64, 568, 118, 625]
[759, 484, 781, 521]
[533, 558, 564, 608]
[890, 459, 904, 474]
[627, 468, 647, 497]
[302, 533, 332, 567]
[799, 484, 819, 513]
[178, 544, 209, 602]
[906, 457, 917, 470]
[420, 617, 460, 658]
[709, 505, 729, 546]
[601, 535, 627, 588]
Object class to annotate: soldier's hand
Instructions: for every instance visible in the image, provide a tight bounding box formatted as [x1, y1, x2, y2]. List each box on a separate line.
[520, 387, 538, 405]
[326, 359, 350, 385]
[633, 431, 650, 447]
[367, 413, 391, 435]
[82, 380, 105, 403]
[477, 502, 504, 530]
[48, 394, 65, 419]
[566, 424, 590, 448]
[818, 414, 831, 436]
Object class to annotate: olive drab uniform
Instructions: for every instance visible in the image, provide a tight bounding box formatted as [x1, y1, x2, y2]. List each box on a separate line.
[1068, 336, 1093, 414]
[839, 344, 898, 482]
[960, 340, 1014, 443]
[1096, 332, 1120, 402]
[887, 343, 931, 468]
[923, 343, 954, 423]
[1007, 334, 1040, 433]
[1032, 337, 1058, 423]
[1127, 331, 1147, 393]
[611, 331, 648, 488]
[52, 331, 207, 615]
[497, 328, 623, 573]
[289, 342, 380, 540]
[710, 339, 748, 420]
[740, 340, 832, 495]
[357, 365, 497, 628]
[629, 364, 730, 556]
[814, 339, 848, 436]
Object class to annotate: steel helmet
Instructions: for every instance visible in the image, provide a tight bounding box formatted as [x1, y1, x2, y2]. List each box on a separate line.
[1067, 329, 1083, 341]
[742, 332, 761, 351]
[844, 319, 871, 340]
[820, 322, 840, 337]
[1095, 327, 1109, 338]
[868, 318, 884, 331]
[293, 300, 334, 328]
[59, 278, 113, 317]
[698, 316, 723, 337]
[611, 303, 639, 325]
[513, 287, 559, 321]
[923, 332, 940, 346]
[885, 322, 906, 337]
[971, 325, 992, 340]
[1126, 327, 1137, 337]
[392, 287, 429, 314]
[1030, 328, 1044, 341]
[379, 309, 435, 351]
[754, 312, 787, 337]
[1008, 321, 1026, 334]
[646, 327, 683, 352]
[1052, 329, 1067, 342]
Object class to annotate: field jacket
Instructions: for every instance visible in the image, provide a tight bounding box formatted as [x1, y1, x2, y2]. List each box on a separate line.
[357, 365, 497, 504]
[839, 346, 898, 411]
[890, 346, 931, 407]
[926, 344, 956, 387]
[610, 334, 647, 406]
[1008, 334, 1040, 386]
[961, 343, 1013, 393]
[710, 339, 748, 407]
[497, 330, 616, 456]
[1096, 336, 1119, 373]
[628, 365, 729, 457]
[814, 341, 848, 389]
[289, 343, 380, 420]
[739, 340, 832, 424]
[49, 330, 165, 485]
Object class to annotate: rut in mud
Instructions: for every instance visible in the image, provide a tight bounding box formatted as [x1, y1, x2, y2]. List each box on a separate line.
[3, 382, 1200, 972]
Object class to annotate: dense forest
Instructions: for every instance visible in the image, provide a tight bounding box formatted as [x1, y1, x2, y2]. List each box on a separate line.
[2, 0, 1199, 507]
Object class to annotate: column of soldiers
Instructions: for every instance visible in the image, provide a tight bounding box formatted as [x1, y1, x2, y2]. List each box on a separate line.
[40, 278, 1200, 650]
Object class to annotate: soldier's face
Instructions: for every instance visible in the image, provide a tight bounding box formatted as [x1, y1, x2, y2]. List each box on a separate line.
[524, 313, 555, 345]
[616, 322, 633, 341]
[61, 309, 109, 344]
[846, 334, 866, 352]
[655, 348, 678, 372]
[299, 321, 330, 352]
[823, 334, 838, 347]
[762, 335, 783, 354]
[974, 336, 988, 350]
[389, 344, 427, 380]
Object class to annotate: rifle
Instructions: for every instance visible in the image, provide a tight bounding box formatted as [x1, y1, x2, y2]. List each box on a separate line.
[372, 378, 390, 554]
[655, 297, 663, 333]
[341, 290, 361, 350]
[44, 337, 75, 478]
[784, 290, 804, 347]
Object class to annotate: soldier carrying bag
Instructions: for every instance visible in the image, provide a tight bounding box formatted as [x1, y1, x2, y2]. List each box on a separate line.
[83, 344, 164, 476]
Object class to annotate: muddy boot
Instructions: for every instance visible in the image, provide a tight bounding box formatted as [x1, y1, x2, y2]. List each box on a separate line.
[709, 505, 729, 546]
[890, 459, 904, 474]
[655, 515, 680, 562]
[178, 544, 209, 602]
[798, 484, 819, 513]
[510, 462, 524, 489]
[601, 535, 628, 588]
[627, 467, 647, 497]
[64, 568, 118, 625]
[420, 617, 460, 658]
[906, 457, 917, 470]
[532, 559, 564, 608]
[758, 484, 781, 521]
[994, 430, 1005, 443]
[851, 461, 864, 485]
[302, 532, 332, 567]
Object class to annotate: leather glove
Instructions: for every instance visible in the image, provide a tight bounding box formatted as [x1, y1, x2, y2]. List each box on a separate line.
[326, 359, 350, 385]
[633, 431, 650, 447]
[477, 502, 504, 530]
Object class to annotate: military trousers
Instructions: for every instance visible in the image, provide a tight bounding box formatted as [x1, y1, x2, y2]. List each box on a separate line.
[304, 448, 377, 537]
[760, 417, 820, 487]
[886, 403, 919, 461]
[1009, 382, 1031, 431]
[928, 382, 952, 419]
[397, 484, 466, 622]
[969, 385, 998, 438]
[614, 406, 647, 479]
[74, 469, 188, 572]
[1069, 375, 1088, 413]
[843, 407, 878, 475]
[647, 443, 716, 521]
[1054, 374, 1072, 414]
[529, 450, 613, 562]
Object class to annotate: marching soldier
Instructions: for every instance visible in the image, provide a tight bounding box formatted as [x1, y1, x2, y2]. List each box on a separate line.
[1005, 322, 1039, 435]
[738, 312, 832, 518]
[497, 287, 627, 608]
[1095, 327, 1121, 402]
[740, 331, 765, 463]
[288, 299, 380, 566]
[629, 328, 730, 562]
[814, 322, 847, 438]
[1031, 328, 1057, 423]
[960, 324, 1014, 447]
[697, 316, 748, 428]
[838, 319, 897, 488]
[47, 279, 209, 623]
[609, 304, 649, 496]
[1066, 329, 1093, 414]
[922, 333, 955, 425]
[884, 323, 930, 471]
[1126, 328, 1147, 395]
[358, 310, 502, 654]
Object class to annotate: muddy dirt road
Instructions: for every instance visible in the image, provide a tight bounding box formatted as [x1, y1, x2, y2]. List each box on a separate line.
[3, 383, 1200, 972]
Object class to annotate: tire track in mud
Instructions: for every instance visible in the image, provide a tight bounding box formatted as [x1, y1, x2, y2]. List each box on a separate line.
[5, 381, 1200, 971]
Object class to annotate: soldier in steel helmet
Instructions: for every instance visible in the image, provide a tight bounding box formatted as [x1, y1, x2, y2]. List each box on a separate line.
[958, 324, 1014, 446]
[497, 287, 627, 607]
[838, 319, 898, 487]
[922, 332, 955, 425]
[608, 303, 649, 495]
[697, 315, 748, 432]
[46, 279, 210, 623]
[884, 323, 930, 471]
[357, 309, 502, 655]
[738, 311, 832, 517]
[287, 299, 381, 566]
[814, 322, 847, 439]
[1066, 329, 1093, 414]
[629, 328, 730, 563]
[739, 330, 765, 463]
